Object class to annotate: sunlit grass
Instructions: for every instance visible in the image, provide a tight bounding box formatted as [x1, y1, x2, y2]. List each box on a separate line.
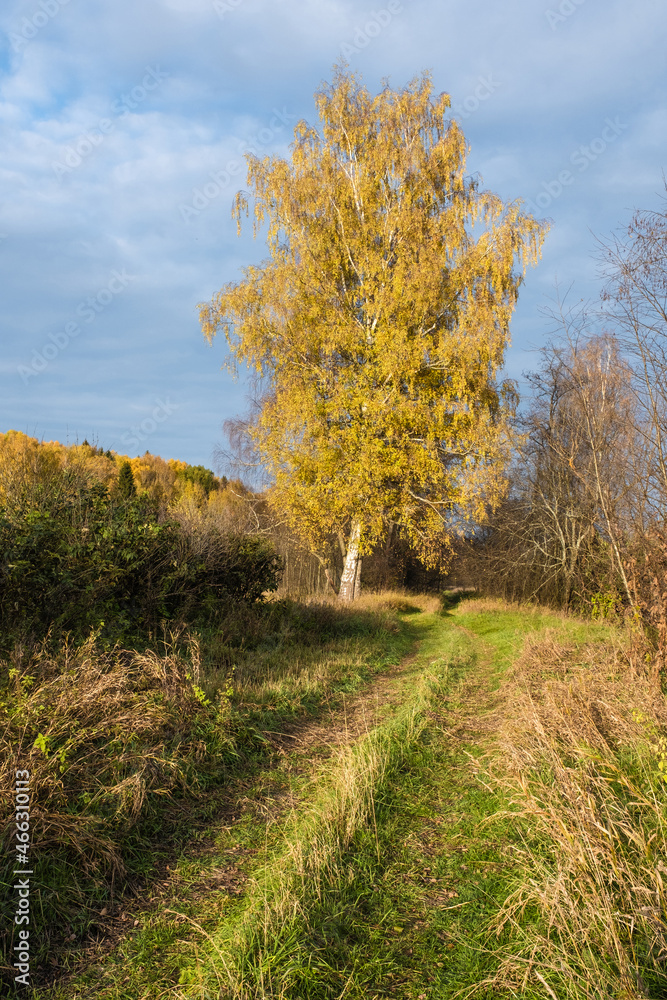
[21, 593, 667, 999]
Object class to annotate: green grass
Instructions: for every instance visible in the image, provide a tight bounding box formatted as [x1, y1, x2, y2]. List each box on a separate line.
[43, 603, 539, 999]
[220, 602, 571, 1000]
[201, 595, 418, 727]
[18, 593, 659, 1000]
[0, 596, 415, 994]
[35, 605, 447, 999]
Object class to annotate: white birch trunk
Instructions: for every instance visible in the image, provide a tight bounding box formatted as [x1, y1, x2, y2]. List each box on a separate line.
[353, 558, 362, 600]
[339, 521, 361, 602]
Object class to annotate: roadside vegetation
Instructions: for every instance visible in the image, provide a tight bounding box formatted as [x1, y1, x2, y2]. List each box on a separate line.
[0, 584, 413, 990]
[0, 431, 281, 649]
[3, 418, 667, 999]
[14, 595, 663, 1000]
[2, 428, 666, 998]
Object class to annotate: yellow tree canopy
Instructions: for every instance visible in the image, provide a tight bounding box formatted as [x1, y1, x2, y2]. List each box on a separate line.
[200, 66, 547, 573]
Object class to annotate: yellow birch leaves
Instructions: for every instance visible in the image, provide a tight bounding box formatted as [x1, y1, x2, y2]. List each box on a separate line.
[200, 66, 547, 565]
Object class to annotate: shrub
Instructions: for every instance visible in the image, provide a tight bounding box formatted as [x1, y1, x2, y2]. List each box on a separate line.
[0, 469, 283, 647]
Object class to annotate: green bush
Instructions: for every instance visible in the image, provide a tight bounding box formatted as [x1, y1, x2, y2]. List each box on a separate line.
[175, 463, 223, 495]
[0, 470, 283, 647]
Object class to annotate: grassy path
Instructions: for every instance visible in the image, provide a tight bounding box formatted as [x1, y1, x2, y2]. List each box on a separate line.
[42, 595, 649, 1000]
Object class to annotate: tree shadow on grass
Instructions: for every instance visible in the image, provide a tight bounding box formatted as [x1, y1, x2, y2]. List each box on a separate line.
[440, 588, 477, 615]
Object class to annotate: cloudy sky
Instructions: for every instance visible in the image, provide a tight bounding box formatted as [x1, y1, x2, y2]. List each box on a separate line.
[1, 0, 665, 469]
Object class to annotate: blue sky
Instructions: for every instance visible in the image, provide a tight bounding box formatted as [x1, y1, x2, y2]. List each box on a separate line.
[1, 0, 665, 469]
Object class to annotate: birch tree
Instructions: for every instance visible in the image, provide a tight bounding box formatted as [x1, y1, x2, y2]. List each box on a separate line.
[200, 66, 547, 599]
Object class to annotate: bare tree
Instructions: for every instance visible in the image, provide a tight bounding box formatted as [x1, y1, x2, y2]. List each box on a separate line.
[472, 308, 638, 610]
[597, 193, 667, 676]
[599, 190, 667, 520]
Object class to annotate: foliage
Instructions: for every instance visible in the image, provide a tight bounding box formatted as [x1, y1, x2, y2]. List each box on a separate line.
[0, 433, 282, 647]
[174, 463, 223, 496]
[590, 589, 622, 621]
[0, 475, 170, 641]
[200, 65, 547, 595]
[117, 459, 137, 499]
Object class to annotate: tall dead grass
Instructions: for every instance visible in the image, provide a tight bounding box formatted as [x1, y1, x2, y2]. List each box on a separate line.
[456, 595, 556, 618]
[1, 632, 233, 869]
[480, 630, 667, 999]
[0, 633, 232, 981]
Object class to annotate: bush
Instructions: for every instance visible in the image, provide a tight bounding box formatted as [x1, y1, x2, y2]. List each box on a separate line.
[0, 468, 283, 648]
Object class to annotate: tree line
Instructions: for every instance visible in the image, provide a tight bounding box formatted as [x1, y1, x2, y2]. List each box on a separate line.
[458, 199, 667, 652]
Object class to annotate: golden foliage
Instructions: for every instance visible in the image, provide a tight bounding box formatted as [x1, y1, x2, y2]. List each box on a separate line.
[0, 431, 119, 503]
[200, 66, 547, 566]
[0, 431, 236, 520]
[127, 451, 177, 503]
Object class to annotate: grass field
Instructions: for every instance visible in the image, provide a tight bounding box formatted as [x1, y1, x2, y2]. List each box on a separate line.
[4, 592, 666, 998]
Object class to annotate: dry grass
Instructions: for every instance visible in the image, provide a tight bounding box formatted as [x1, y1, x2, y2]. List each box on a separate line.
[456, 595, 564, 618]
[1, 632, 230, 869]
[477, 629, 667, 999]
[354, 589, 442, 615]
[279, 587, 442, 615]
[0, 632, 232, 983]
